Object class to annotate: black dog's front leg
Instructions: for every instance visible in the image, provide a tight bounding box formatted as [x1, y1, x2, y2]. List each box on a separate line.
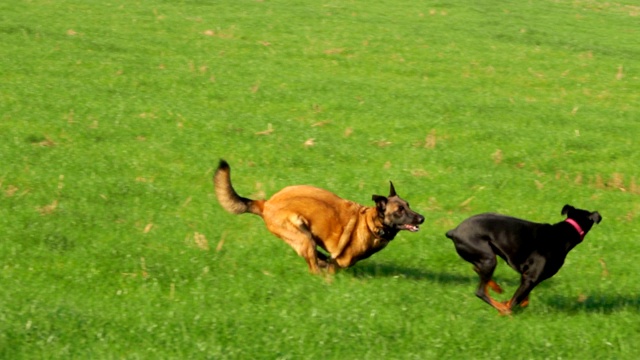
[505, 269, 542, 312]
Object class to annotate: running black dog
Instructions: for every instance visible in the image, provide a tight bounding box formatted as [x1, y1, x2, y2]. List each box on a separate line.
[445, 205, 601, 315]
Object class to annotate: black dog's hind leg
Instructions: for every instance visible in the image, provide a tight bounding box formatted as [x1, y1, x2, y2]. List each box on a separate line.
[452, 237, 511, 314]
[472, 256, 511, 314]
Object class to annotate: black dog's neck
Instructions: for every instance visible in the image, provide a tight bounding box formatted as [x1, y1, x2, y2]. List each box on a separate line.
[564, 218, 585, 239]
[547, 221, 586, 253]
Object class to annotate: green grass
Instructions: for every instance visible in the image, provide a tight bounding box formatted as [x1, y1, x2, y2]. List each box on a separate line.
[1, 0, 639, 358]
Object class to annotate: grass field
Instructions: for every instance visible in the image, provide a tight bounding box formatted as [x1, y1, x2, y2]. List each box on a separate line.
[1, 0, 639, 358]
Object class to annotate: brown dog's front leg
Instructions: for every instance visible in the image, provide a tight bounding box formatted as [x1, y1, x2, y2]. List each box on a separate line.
[317, 252, 339, 274]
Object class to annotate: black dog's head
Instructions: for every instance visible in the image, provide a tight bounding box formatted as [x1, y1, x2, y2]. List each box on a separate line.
[561, 204, 602, 235]
[372, 182, 425, 235]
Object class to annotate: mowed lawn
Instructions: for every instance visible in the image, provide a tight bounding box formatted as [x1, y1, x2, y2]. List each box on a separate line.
[1, 0, 639, 358]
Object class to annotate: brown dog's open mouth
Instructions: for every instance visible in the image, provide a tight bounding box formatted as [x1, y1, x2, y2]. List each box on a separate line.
[399, 224, 420, 232]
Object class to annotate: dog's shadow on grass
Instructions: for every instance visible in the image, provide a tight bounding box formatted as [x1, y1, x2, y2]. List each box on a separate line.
[348, 262, 520, 287]
[543, 294, 640, 313]
[347, 262, 478, 286]
[348, 263, 640, 313]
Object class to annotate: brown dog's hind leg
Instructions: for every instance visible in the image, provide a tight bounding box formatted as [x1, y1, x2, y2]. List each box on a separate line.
[266, 214, 322, 274]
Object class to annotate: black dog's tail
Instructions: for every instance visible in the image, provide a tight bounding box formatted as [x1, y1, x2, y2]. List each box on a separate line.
[213, 160, 265, 216]
[445, 229, 456, 240]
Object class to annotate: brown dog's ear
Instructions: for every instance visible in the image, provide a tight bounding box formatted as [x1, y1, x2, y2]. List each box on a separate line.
[561, 204, 574, 216]
[590, 212, 602, 224]
[372, 195, 388, 213]
[389, 181, 397, 197]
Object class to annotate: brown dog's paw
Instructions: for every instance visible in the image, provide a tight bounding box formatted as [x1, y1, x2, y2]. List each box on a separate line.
[317, 259, 338, 275]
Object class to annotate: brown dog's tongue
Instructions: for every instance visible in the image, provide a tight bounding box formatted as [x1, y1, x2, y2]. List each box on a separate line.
[401, 224, 420, 232]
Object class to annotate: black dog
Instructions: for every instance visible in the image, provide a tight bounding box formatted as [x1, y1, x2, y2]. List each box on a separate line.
[445, 205, 601, 315]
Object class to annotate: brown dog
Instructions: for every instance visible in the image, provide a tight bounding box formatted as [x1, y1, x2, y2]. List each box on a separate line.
[214, 160, 425, 273]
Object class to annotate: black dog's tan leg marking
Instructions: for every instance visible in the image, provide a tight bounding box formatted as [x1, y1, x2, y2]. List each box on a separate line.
[483, 283, 512, 315]
[504, 296, 530, 311]
[451, 235, 512, 314]
[487, 279, 504, 294]
[266, 214, 321, 273]
[451, 237, 508, 313]
[503, 270, 540, 311]
[472, 256, 511, 314]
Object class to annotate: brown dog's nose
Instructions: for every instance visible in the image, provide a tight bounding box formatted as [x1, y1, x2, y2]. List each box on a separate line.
[417, 214, 425, 224]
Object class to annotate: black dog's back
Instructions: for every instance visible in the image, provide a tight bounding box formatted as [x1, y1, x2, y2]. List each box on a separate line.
[446, 213, 545, 263]
[447, 213, 543, 241]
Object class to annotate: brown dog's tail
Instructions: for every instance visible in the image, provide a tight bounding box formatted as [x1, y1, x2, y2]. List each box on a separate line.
[214, 160, 264, 216]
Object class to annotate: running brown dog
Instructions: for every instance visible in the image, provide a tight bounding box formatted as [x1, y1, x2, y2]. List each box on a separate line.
[214, 160, 425, 273]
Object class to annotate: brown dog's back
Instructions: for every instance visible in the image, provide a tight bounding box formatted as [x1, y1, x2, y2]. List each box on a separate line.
[265, 185, 360, 222]
[263, 185, 365, 256]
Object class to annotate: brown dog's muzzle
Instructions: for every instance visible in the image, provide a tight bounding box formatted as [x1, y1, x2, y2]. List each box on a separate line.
[398, 212, 424, 232]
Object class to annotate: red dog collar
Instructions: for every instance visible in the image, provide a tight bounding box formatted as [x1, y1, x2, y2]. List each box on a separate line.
[565, 218, 585, 238]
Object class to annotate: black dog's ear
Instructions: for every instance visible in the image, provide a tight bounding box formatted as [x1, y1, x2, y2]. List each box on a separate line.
[389, 181, 397, 197]
[372, 195, 388, 213]
[590, 211, 602, 224]
[561, 204, 574, 216]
